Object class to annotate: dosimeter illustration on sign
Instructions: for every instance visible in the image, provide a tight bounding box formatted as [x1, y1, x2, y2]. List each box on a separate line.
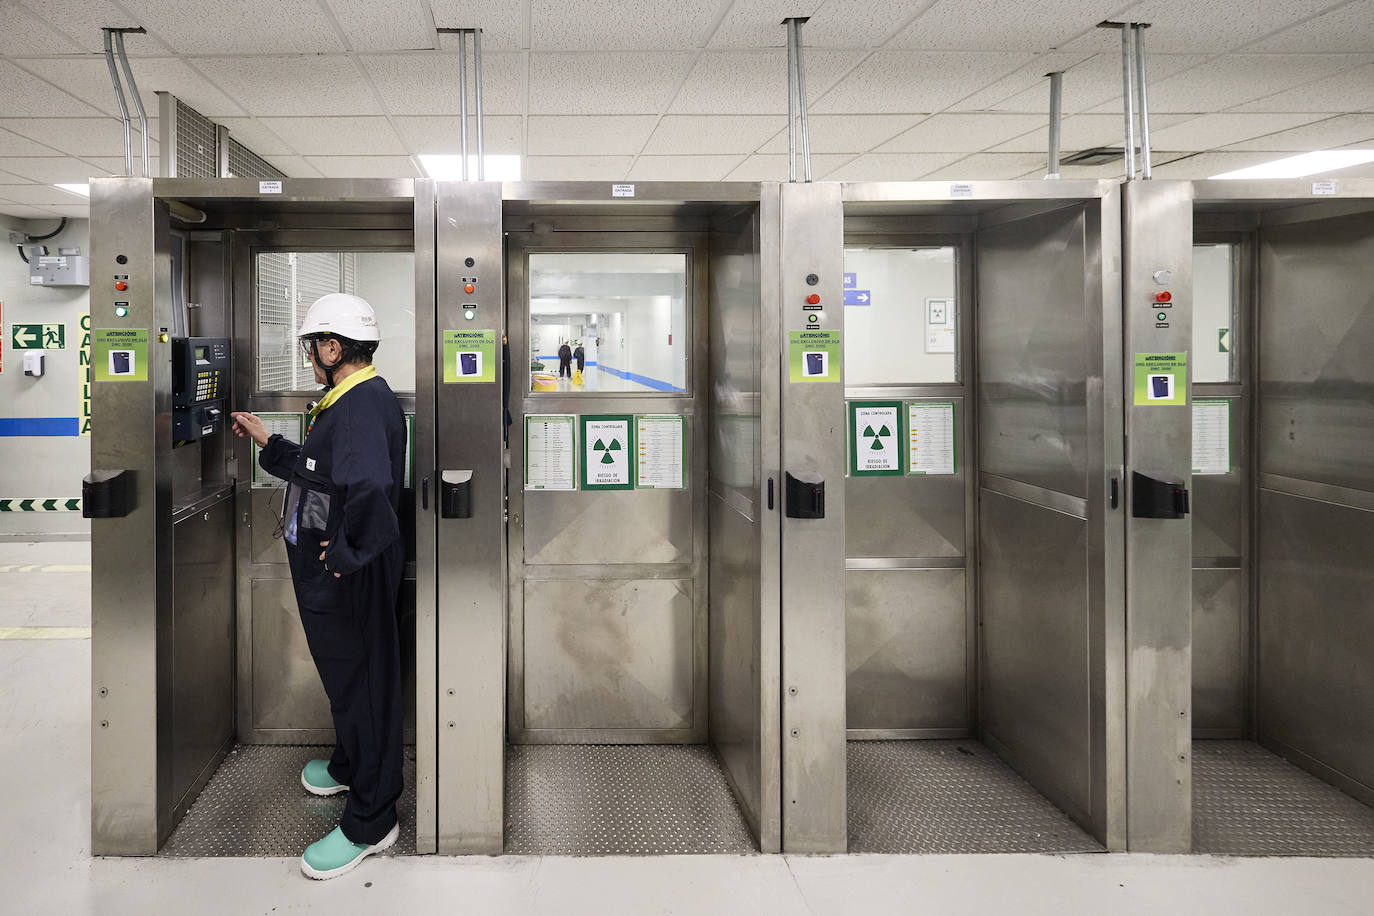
[12, 323, 64, 349]
[581, 414, 634, 490]
[849, 402, 903, 476]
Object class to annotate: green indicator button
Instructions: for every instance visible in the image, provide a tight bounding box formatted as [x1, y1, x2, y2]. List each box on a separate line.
[1157, 312, 1168, 321]
[114, 306, 128, 317]
[807, 313, 818, 323]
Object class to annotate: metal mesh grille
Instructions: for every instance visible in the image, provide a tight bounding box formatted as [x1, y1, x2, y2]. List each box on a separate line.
[227, 137, 285, 179]
[256, 252, 297, 390]
[1193, 741, 1374, 856]
[847, 740, 1104, 854]
[173, 99, 218, 179]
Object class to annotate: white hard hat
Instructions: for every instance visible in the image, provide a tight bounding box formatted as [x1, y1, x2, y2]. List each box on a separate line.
[298, 293, 381, 341]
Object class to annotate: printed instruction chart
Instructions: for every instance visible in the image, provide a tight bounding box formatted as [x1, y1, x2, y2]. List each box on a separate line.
[525, 414, 577, 491]
[1192, 400, 1231, 475]
[907, 402, 956, 475]
[635, 415, 686, 489]
[251, 413, 305, 488]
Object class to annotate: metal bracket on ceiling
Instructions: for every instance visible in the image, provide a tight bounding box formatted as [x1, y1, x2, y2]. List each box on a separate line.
[1099, 20, 1155, 181]
[783, 17, 813, 183]
[1045, 71, 1064, 179]
[436, 27, 486, 180]
[102, 27, 150, 178]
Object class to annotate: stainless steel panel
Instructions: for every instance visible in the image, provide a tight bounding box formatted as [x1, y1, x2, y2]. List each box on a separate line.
[779, 181, 847, 853]
[1257, 490, 1374, 800]
[249, 487, 288, 565]
[846, 568, 966, 731]
[976, 207, 1090, 499]
[170, 496, 235, 820]
[249, 578, 331, 732]
[1257, 214, 1374, 495]
[1121, 180, 1194, 852]
[434, 181, 506, 854]
[1192, 567, 1245, 735]
[523, 487, 693, 565]
[846, 463, 965, 559]
[978, 490, 1093, 826]
[521, 578, 694, 733]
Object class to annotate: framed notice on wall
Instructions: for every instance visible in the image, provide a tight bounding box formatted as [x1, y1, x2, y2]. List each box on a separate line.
[925, 297, 955, 354]
[525, 414, 577, 491]
[1192, 400, 1231, 476]
[251, 413, 305, 488]
[581, 414, 634, 490]
[907, 401, 956, 475]
[635, 414, 686, 489]
[848, 401, 904, 476]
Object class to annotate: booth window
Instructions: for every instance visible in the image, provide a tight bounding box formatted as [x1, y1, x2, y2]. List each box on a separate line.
[1192, 243, 1236, 384]
[528, 252, 688, 394]
[255, 251, 416, 393]
[842, 247, 959, 385]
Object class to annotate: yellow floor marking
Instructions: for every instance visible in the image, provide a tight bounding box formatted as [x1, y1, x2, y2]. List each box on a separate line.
[0, 627, 91, 640]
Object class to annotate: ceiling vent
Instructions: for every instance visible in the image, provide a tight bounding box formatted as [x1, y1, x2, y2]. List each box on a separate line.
[1061, 147, 1123, 166]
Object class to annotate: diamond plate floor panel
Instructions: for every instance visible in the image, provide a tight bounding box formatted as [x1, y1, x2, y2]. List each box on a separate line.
[160, 745, 417, 857]
[504, 745, 757, 855]
[1193, 740, 1374, 856]
[847, 740, 1104, 854]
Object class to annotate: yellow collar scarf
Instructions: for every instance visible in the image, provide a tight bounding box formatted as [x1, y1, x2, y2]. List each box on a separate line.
[308, 365, 376, 428]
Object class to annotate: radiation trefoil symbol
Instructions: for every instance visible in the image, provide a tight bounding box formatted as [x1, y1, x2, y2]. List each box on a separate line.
[593, 437, 623, 464]
[862, 424, 892, 451]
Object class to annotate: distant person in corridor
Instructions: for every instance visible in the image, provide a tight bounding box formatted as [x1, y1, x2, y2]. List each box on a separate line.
[558, 340, 573, 378]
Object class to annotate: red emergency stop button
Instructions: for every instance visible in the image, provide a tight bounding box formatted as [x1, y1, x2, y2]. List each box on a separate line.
[806, 293, 820, 305]
[1155, 291, 1171, 302]
[464, 283, 475, 294]
[115, 280, 128, 291]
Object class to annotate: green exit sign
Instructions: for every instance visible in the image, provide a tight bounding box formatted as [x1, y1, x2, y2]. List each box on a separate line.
[11, 323, 65, 349]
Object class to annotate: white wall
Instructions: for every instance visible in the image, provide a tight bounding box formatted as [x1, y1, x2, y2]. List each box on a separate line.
[353, 251, 416, 392]
[843, 247, 958, 385]
[1193, 243, 1234, 384]
[0, 217, 91, 539]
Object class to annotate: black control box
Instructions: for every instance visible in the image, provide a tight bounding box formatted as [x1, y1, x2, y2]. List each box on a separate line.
[785, 471, 825, 519]
[172, 337, 231, 441]
[83, 469, 135, 518]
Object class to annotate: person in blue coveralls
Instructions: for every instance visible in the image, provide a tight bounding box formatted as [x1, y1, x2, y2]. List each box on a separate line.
[230, 293, 406, 880]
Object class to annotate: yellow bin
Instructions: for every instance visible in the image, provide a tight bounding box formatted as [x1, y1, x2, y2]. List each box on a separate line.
[531, 373, 559, 392]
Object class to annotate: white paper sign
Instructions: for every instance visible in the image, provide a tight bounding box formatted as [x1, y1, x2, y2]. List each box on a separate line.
[1312, 181, 1336, 196]
[259, 180, 282, 194]
[612, 183, 635, 198]
[525, 414, 577, 491]
[925, 297, 955, 354]
[584, 418, 631, 487]
[854, 405, 901, 473]
[636, 415, 686, 489]
[908, 402, 956, 475]
[251, 412, 305, 487]
[1192, 400, 1231, 475]
[949, 183, 973, 198]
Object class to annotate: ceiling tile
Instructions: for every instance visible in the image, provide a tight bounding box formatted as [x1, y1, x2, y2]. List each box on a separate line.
[670, 49, 866, 115]
[626, 155, 748, 180]
[215, 119, 295, 156]
[303, 155, 424, 178]
[944, 50, 1097, 111]
[363, 52, 523, 115]
[1222, 113, 1374, 151]
[1245, 0, 1374, 52]
[81, 157, 164, 178]
[327, 0, 438, 51]
[921, 152, 1054, 179]
[0, 185, 93, 206]
[1026, 158, 1135, 179]
[990, 112, 1193, 152]
[1100, 0, 1348, 53]
[529, 0, 721, 50]
[393, 115, 523, 154]
[710, 0, 939, 49]
[812, 51, 1034, 114]
[1147, 150, 1295, 178]
[642, 115, 789, 155]
[0, 5, 82, 56]
[527, 116, 660, 155]
[251, 117, 407, 155]
[12, 1, 166, 55]
[1107, 53, 1374, 114]
[824, 151, 965, 179]
[708, 0, 827, 48]
[523, 156, 635, 180]
[430, 0, 527, 50]
[17, 58, 248, 119]
[993, 52, 1209, 113]
[0, 62, 105, 118]
[530, 52, 694, 114]
[117, 0, 347, 54]
[192, 56, 382, 116]
[1145, 113, 1328, 150]
[0, 204, 62, 218]
[876, 113, 1046, 152]
[262, 155, 323, 177]
[756, 114, 924, 154]
[1229, 62, 1374, 114]
[723, 153, 857, 180]
[0, 127, 62, 157]
[886, 0, 1122, 51]
[0, 157, 123, 183]
[0, 118, 161, 158]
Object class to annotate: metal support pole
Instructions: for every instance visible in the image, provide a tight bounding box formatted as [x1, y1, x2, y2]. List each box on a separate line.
[474, 29, 485, 180]
[458, 34, 469, 181]
[102, 29, 133, 177]
[786, 20, 797, 183]
[1134, 25, 1153, 180]
[113, 30, 150, 178]
[1120, 23, 1136, 180]
[1046, 71, 1064, 179]
[794, 20, 813, 182]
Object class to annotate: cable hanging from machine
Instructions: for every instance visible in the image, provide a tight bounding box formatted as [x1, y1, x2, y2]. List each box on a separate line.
[15, 217, 67, 263]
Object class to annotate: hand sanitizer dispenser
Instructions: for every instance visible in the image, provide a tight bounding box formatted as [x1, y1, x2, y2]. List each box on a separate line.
[23, 351, 44, 377]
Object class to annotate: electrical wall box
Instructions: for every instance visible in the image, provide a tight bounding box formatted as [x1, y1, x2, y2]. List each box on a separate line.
[30, 255, 91, 287]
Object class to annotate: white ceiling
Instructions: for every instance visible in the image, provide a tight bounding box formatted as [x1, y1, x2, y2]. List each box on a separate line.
[1, 0, 1373, 218]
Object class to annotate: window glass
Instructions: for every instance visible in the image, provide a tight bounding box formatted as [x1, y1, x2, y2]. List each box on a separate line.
[528, 252, 688, 393]
[842, 247, 958, 385]
[255, 251, 415, 392]
[1192, 244, 1235, 383]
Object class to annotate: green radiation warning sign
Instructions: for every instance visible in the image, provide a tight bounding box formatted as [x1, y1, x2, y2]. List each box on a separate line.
[593, 437, 622, 464]
[849, 401, 903, 476]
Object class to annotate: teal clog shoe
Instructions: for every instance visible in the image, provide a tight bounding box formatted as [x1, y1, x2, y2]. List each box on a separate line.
[300, 822, 399, 881]
[300, 759, 349, 797]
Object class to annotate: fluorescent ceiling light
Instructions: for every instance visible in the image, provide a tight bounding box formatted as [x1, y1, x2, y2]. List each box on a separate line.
[1210, 150, 1374, 180]
[55, 183, 90, 197]
[418, 154, 521, 181]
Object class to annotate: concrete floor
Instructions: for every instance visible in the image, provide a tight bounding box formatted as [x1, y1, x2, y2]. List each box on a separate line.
[4, 540, 1374, 915]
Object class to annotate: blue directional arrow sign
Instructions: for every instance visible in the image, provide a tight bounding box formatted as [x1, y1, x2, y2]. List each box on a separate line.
[844, 289, 872, 306]
[843, 272, 857, 289]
